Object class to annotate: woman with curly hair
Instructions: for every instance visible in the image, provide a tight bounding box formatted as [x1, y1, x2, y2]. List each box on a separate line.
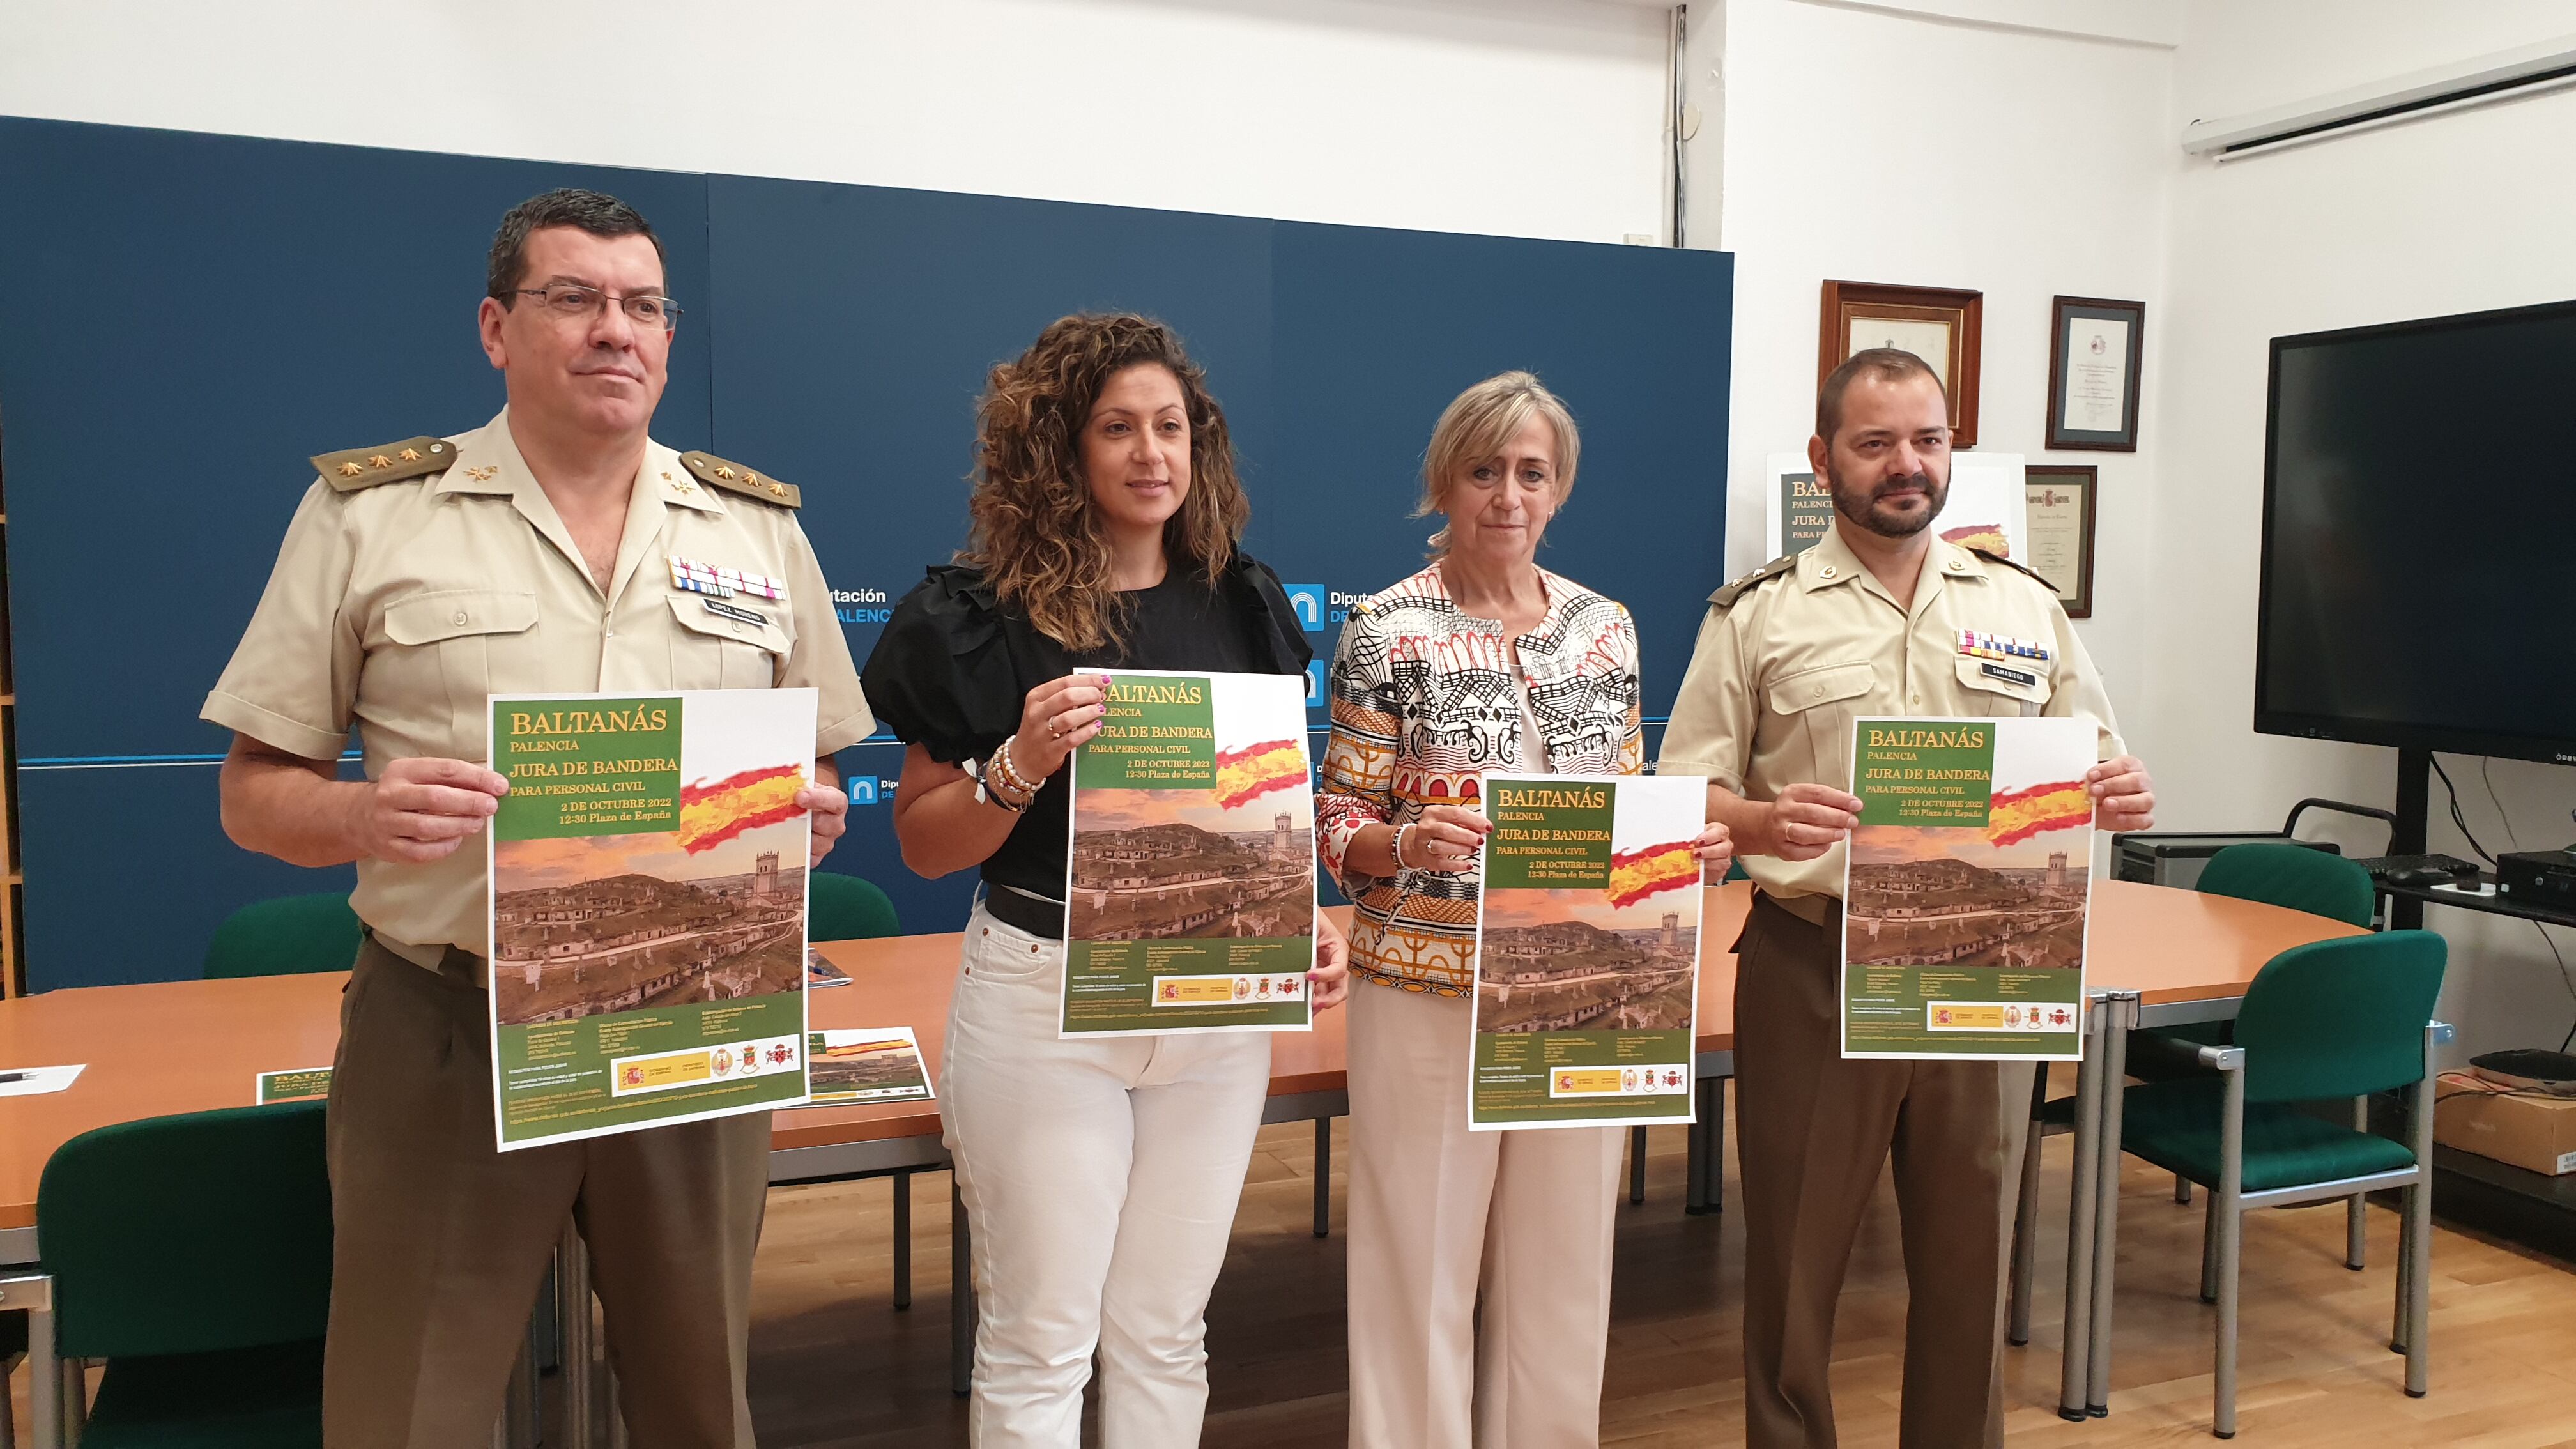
[862, 312, 1349, 1448]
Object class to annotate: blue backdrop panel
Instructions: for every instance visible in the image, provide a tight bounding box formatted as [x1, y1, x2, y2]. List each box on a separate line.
[0, 116, 1732, 987]
[702, 176, 1277, 931]
[1266, 222, 1733, 728]
[0, 118, 710, 987]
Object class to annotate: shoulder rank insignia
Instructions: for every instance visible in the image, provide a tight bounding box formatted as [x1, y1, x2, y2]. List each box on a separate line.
[680, 451, 801, 509]
[1708, 554, 1798, 611]
[1969, 547, 2056, 589]
[310, 437, 454, 491]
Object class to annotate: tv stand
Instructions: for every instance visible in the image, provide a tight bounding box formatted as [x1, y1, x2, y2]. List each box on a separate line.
[2382, 746, 2576, 1261]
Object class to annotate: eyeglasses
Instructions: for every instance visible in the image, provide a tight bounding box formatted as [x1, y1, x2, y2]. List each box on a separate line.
[505, 284, 683, 330]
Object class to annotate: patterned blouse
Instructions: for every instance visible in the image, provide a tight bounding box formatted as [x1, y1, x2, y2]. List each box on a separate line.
[1316, 564, 1644, 995]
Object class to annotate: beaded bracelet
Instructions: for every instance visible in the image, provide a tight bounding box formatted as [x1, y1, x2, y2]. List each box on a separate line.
[982, 738, 1036, 813]
[992, 735, 1039, 798]
[1392, 822, 1416, 871]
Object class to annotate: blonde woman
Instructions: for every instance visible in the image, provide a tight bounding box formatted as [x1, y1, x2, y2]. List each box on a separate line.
[1316, 372, 1729, 1448]
[862, 313, 1349, 1448]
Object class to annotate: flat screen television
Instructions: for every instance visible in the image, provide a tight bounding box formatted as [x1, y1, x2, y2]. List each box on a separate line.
[2255, 298, 2576, 766]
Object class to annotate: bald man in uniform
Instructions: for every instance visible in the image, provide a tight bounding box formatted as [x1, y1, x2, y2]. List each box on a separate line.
[1659, 349, 2156, 1448]
[207, 188, 871, 1447]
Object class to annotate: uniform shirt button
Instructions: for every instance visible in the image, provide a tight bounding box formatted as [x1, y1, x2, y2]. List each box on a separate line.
[452, 610, 468, 625]
[1820, 565, 1837, 578]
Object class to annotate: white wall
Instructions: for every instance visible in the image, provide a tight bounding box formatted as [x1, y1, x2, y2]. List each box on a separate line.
[2150, 0, 2576, 1060]
[0, 0, 1672, 245]
[1708, 0, 2177, 743]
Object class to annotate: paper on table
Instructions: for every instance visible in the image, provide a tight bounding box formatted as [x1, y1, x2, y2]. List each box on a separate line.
[802, 1027, 934, 1105]
[0, 1065, 85, 1097]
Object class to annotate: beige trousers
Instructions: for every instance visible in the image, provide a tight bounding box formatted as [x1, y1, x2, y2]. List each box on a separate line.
[1733, 894, 2034, 1449]
[1346, 983, 1626, 1449]
[940, 902, 1274, 1449]
[324, 937, 768, 1449]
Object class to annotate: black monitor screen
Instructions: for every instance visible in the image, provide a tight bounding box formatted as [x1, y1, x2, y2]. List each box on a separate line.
[2257, 300, 2576, 765]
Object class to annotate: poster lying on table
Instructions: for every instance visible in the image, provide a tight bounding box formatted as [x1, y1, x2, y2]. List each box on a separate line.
[804, 1028, 933, 1105]
[1062, 669, 1316, 1038]
[1841, 716, 2095, 1061]
[1468, 774, 1704, 1130]
[487, 689, 817, 1149]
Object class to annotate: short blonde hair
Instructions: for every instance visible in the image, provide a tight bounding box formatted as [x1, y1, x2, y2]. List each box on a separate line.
[1416, 371, 1581, 553]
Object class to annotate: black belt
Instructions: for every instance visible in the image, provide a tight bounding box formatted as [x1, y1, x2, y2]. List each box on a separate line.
[983, 883, 1067, 940]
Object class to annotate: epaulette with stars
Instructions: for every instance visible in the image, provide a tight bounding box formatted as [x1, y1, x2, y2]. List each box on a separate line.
[1708, 554, 1798, 611]
[311, 437, 456, 491]
[680, 452, 801, 509]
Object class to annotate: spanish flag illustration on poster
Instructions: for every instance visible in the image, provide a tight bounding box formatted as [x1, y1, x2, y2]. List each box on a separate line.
[485, 688, 818, 1150]
[1466, 773, 1705, 1130]
[1841, 716, 2096, 1061]
[1061, 669, 1318, 1038]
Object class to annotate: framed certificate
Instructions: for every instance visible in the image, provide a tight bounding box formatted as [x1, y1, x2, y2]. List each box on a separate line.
[2023, 465, 2096, 618]
[1819, 280, 1984, 447]
[2046, 296, 2144, 451]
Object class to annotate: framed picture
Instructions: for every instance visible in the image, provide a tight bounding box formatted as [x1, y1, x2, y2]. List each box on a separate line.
[1819, 280, 1984, 446]
[2023, 465, 2096, 618]
[2046, 295, 2144, 451]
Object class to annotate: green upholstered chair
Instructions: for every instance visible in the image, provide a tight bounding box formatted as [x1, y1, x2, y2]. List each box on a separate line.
[809, 872, 901, 942]
[2109, 929, 2446, 1438]
[2128, 844, 2378, 1074]
[2006, 843, 2382, 1346]
[201, 893, 363, 980]
[34, 1101, 332, 1446]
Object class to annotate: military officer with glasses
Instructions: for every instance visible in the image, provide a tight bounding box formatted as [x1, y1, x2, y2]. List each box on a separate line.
[207, 188, 871, 1448]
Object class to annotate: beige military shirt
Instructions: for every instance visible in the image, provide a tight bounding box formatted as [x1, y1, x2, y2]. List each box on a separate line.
[203, 408, 874, 962]
[1658, 526, 2126, 915]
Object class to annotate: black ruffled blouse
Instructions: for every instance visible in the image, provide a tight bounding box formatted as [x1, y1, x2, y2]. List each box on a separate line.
[861, 553, 1314, 903]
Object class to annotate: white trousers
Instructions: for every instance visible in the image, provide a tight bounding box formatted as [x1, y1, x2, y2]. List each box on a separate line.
[940, 901, 1274, 1448]
[1346, 983, 1627, 1449]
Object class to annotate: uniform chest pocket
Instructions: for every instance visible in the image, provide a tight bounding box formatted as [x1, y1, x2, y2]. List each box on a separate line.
[665, 594, 788, 691]
[1954, 653, 2055, 717]
[1766, 661, 1877, 790]
[379, 590, 540, 759]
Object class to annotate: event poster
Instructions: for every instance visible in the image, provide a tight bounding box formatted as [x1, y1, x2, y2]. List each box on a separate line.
[255, 1068, 332, 1105]
[1765, 452, 1836, 560]
[486, 689, 817, 1149]
[1765, 452, 2028, 565]
[1062, 669, 1317, 1037]
[804, 1029, 933, 1105]
[1841, 716, 2095, 1060]
[1468, 774, 1704, 1130]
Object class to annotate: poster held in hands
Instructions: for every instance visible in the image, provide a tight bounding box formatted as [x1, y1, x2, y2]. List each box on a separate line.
[487, 688, 818, 1149]
[1468, 773, 1704, 1130]
[1841, 715, 2095, 1061]
[1062, 669, 1317, 1037]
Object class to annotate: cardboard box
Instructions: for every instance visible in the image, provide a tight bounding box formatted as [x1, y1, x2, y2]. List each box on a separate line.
[2434, 1074, 2576, 1176]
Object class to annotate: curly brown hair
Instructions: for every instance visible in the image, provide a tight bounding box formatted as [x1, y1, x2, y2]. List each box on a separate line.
[961, 314, 1250, 652]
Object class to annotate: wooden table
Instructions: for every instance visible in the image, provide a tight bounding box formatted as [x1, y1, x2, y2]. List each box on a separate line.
[0, 878, 2354, 1446]
[0, 878, 2354, 1255]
